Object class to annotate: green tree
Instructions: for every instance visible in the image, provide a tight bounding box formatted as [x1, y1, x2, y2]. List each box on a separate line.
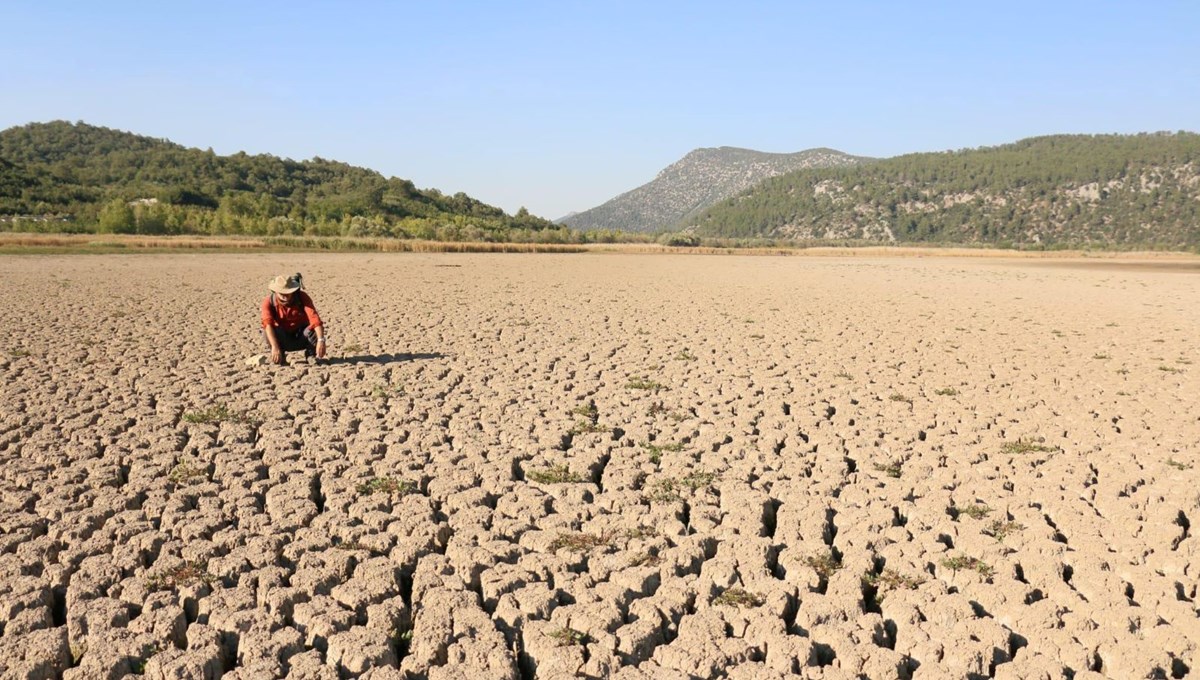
[97, 198, 135, 233]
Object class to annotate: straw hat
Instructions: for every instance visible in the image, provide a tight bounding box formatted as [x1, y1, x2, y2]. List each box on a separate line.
[268, 273, 302, 294]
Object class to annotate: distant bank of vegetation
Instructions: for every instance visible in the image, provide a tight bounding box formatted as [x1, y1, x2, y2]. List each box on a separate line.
[689, 132, 1200, 251]
[2, 122, 1198, 252]
[0, 121, 646, 244]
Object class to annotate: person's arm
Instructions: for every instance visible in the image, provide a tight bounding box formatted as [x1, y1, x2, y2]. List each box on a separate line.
[264, 325, 284, 364]
[313, 325, 327, 358]
[261, 297, 284, 364]
[302, 293, 327, 358]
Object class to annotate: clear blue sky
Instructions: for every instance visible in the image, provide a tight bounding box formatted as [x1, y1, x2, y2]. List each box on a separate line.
[2, 1, 1197, 219]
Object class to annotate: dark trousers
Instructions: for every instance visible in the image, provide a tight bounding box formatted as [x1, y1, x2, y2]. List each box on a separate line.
[265, 326, 317, 355]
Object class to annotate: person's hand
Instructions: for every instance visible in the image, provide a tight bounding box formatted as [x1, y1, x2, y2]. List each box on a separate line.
[316, 340, 327, 359]
[270, 348, 283, 364]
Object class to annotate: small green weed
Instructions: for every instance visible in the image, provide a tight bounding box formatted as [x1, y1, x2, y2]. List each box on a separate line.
[682, 471, 716, 490]
[527, 464, 583, 484]
[570, 420, 609, 435]
[835, 371, 852, 379]
[1159, 365, 1183, 374]
[548, 531, 612, 553]
[357, 477, 417, 496]
[146, 561, 215, 592]
[713, 587, 763, 608]
[873, 461, 902, 478]
[889, 393, 912, 404]
[805, 553, 842, 579]
[951, 504, 993, 520]
[1000, 439, 1056, 454]
[641, 441, 684, 464]
[625, 526, 659, 539]
[934, 387, 959, 396]
[391, 628, 413, 656]
[674, 350, 698, 362]
[862, 569, 924, 602]
[8, 348, 32, 357]
[940, 555, 994, 578]
[1167, 458, 1193, 471]
[626, 377, 666, 391]
[570, 403, 598, 420]
[984, 519, 1025, 542]
[371, 383, 405, 399]
[343, 343, 364, 353]
[548, 627, 589, 646]
[645, 472, 714, 503]
[168, 461, 205, 484]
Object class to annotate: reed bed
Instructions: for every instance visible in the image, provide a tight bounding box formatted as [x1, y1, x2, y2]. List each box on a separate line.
[1, 232, 1197, 261]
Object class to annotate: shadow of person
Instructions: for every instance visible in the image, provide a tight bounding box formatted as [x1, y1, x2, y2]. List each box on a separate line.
[323, 352, 446, 366]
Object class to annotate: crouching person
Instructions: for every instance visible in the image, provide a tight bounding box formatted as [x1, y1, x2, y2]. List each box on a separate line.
[262, 273, 327, 365]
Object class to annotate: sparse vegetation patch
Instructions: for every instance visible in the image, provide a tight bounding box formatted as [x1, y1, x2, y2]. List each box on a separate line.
[805, 553, 843, 579]
[984, 519, 1025, 542]
[1000, 439, 1057, 454]
[527, 464, 583, 484]
[714, 587, 764, 608]
[549, 531, 612, 553]
[951, 504, 994, 520]
[873, 461, 902, 478]
[357, 477, 417, 496]
[548, 627, 589, 646]
[940, 555, 994, 578]
[570, 420, 609, 435]
[146, 561, 215, 592]
[168, 460, 206, 484]
[644, 472, 713, 503]
[863, 569, 925, 602]
[641, 440, 685, 464]
[626, 376, 667, 391]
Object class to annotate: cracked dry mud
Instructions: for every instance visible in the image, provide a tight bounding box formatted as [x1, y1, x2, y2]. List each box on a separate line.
[0, 253, 1197, 680]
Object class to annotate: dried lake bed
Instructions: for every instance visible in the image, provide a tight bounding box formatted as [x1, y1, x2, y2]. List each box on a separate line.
[0, 252, 1197, 679]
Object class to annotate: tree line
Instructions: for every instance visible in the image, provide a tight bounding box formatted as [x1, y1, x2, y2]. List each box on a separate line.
[0, 121, 582, 241]
[689, 132, 1200, 250]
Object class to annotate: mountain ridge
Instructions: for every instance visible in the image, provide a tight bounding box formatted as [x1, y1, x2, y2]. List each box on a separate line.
[560, 146, 869, 232]
[687, 132, 1200, 249]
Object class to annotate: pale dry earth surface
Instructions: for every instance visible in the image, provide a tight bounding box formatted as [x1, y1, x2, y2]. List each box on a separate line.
[0, 252, 1197, 680]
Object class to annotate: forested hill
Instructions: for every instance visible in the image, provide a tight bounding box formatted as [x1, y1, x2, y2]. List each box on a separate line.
[560, 146, 867, 233]
[689, 133, 1200, 249]
[0, 121, 557, 239]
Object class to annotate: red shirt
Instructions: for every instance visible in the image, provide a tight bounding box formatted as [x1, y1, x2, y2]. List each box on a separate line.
[261, 291, 322, 332]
